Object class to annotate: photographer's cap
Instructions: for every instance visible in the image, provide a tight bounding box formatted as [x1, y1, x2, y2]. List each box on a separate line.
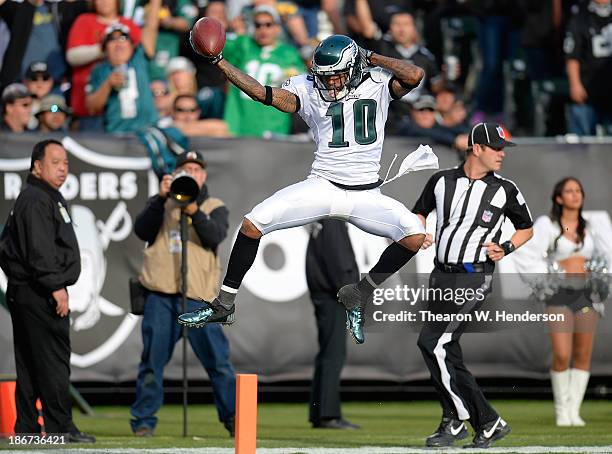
[468, 122, 516, 149]
[176, 150, 206, 169]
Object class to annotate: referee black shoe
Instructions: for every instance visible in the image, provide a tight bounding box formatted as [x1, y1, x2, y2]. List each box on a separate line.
[67, 430, 96, 443]
[177, 298, 235, 328]
[425, 417, 468, 447]
[463, 417, 510, 449]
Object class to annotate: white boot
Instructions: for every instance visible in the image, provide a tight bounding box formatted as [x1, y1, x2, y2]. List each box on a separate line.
[550, 369, 571, 426]
[568, 368, 590, 426]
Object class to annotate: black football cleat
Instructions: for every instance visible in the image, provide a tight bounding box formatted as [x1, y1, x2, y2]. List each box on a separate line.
[177, 298, 235, 328]
[338, 284, 366, 344]
[463, 417, 511, 449]
[425, 417, 468, 447]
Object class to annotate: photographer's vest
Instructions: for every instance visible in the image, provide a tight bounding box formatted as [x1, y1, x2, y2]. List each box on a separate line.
[139, 197, 224, 301]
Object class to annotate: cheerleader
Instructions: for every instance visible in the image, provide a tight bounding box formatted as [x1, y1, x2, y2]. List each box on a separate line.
[520, 177, 610, 426]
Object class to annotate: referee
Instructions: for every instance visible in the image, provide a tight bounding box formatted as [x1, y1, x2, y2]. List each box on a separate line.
[412, 123, 534, 448]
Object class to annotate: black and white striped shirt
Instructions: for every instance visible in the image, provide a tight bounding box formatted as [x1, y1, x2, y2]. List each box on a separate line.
[413, 165, 533, 265]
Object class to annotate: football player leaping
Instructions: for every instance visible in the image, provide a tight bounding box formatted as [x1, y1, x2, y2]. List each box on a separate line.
[179, 35, 426, 344]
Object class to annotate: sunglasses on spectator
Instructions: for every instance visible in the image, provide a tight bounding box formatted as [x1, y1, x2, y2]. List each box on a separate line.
[30, 75, 51, 82]
[108, 35, 129, 43]
[153, 89, 169, 97]
[175, 107, 199, 113]
[254, 22, 275, 29]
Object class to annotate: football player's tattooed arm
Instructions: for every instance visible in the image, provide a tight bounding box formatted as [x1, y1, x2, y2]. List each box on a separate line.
[217, 59, 299, 113]
[370, 53, 424, 98]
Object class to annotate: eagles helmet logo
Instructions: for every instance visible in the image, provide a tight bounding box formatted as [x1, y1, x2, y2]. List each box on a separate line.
[310, 35, 364, 102]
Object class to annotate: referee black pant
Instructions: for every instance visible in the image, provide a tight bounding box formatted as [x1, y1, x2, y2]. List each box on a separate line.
[6, 283, 77, 434]
[309, 294, 347, 424]
[417, 270, 498, 429]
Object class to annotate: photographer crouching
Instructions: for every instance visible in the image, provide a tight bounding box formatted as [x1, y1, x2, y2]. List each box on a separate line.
[130, 151, 236, 437]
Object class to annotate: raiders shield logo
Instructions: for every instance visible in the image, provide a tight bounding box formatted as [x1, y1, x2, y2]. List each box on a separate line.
[482, 209, 493, 223]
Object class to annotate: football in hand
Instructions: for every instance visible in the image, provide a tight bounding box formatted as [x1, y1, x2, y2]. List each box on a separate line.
[190, 17, 226, 57]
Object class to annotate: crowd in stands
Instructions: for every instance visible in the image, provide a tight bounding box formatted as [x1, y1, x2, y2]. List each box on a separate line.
[1, 0, 611, 143]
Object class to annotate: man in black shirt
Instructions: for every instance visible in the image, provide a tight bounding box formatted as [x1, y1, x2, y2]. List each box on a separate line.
[360, 11, 443, 132]
[564, 0, 612, 135]
[345, 0, 413, 39]
[0, 140, 95, 443]
[306, 220, 360, 430]
[412, 123, 533, 448]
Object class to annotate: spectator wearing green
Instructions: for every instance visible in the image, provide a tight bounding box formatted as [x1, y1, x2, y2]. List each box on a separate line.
[223, 5, 305, 137]
[147, 0, 197, 81]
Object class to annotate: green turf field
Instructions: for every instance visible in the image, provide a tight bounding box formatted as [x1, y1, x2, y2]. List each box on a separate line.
[18, 399, 608, 450]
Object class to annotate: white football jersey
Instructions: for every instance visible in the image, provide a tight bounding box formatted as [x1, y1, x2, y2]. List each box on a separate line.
[283, 68, 397, 186]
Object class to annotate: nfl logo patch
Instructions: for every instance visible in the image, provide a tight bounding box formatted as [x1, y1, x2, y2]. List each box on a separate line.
[482, 210, 493, 223]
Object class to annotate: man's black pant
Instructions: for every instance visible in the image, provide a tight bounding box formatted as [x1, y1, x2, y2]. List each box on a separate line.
[417, 270, 498, 429]
[309, 294, 347, 424]
[6, 283, 76, 434]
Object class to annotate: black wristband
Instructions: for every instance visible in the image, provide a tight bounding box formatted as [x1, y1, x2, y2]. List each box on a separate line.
[501, 241, 516, 256]
[263, 85, 273, 105]
[397, 78, 416, 89]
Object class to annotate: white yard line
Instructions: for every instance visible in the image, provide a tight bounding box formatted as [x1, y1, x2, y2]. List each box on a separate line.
[1, 446, 612, 454]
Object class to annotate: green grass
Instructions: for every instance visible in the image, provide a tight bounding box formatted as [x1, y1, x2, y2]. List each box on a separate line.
[3, 400, 612, 450]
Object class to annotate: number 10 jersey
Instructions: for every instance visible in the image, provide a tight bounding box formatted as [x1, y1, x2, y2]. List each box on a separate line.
[283, 68, 400, 186]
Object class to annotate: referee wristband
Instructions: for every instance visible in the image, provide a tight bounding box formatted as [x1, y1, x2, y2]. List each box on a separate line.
[263, 85, 273, 106]
[501, 241, 516, 256]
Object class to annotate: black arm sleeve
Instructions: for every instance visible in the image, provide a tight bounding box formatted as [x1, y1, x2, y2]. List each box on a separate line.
[412, 173, 440, 217]
[0, 0, 16, 24]
[504, 185, 533, 230]
[319, 220, 359, 291]
[134, 195, 166, 244]
[191, 205, 229, 251]
[564, 13, 584, 62]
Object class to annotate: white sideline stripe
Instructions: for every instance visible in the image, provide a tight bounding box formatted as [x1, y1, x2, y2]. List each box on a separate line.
[433, 332, 470, 420]
[2, 446, 612, 454]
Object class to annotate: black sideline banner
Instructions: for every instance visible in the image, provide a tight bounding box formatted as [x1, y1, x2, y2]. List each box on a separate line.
[1, 134, 611, 382]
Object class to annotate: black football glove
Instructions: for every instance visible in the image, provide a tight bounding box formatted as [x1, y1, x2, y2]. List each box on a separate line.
[189, 32, 224, 65]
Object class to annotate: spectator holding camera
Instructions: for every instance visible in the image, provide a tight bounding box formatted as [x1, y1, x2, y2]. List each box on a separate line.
[130, 150, 236, 438]
[85, 2, 161, 134]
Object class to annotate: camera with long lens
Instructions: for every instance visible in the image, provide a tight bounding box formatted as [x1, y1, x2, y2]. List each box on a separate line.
[169, 171, 199, 205]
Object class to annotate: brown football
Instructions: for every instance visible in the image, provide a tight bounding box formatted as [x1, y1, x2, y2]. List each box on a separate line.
[190, 17, 226, 57]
